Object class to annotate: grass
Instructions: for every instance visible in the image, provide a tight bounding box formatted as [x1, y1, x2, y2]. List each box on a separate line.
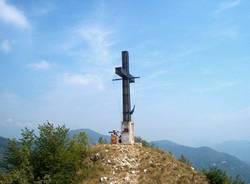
[79, 144, 208, 184]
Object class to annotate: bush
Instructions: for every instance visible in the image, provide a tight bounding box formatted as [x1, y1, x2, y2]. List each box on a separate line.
[178, 154, 192, 166]
[135, 137, 153, 147]
[204, 167, 245, 184]
[1, 122, 90, 184]
[98, 137, 107, 144]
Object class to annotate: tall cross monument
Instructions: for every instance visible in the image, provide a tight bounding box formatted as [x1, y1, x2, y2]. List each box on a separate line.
[113, 51, 139, 144]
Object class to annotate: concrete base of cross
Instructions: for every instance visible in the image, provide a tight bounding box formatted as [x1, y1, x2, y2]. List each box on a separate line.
[121, 121, 135, 144]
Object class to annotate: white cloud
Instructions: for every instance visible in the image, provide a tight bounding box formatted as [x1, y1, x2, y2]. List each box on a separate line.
[76, 24, 114, 63]
[214, 0, 241, 15]
[28, 60, 52, 71]
[0, 0, 30, 29]
[0, 39, 11, 53]
[63, 73, 104, 90]
[58, 23, 116, 91]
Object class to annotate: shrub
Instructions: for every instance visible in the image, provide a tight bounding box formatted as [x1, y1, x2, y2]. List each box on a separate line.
[98, 137, 107, 144]
[178, 154, 192, 166]
[204, 167, 245, 184]
[135, 137, 153, 147]
[2, 122, 89, 184]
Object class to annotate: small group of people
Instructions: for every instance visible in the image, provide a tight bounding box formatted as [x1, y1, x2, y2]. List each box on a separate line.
[108, 129, 122, 144]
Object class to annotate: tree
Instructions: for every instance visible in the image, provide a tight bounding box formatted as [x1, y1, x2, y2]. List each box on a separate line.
[232, 175, 245, 184]
[178, 154, 192, 166]
[3, 122, 89, 184]
[5, 128, 35, 183]
[204, 167, 245, 184]
[98, 137, 106, 144]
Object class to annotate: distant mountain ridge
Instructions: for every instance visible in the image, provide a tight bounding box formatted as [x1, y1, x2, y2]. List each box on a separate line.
[213, 140, 250, 164]
[69, 128, 110, 144]
[0, 137, 8, 152]
[152, 140, 250, 183]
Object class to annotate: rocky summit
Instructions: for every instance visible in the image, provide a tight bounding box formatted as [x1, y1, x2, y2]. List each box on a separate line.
[82, 144, 208, 184]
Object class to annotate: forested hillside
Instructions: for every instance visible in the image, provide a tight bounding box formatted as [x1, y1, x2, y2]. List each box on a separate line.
[152, 140, 250, 183]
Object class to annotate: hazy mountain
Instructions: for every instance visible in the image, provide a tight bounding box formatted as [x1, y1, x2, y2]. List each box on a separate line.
[0, 129, 109, 151]
[152, 140, 250, 183]
[0, 136, 9, 170]
[214, 140, 250, 163]
[69, 128, 110, 144]
[0, 136, 8, 152]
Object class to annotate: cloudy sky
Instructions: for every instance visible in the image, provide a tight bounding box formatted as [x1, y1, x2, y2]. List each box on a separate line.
[0, 0, 250, 146]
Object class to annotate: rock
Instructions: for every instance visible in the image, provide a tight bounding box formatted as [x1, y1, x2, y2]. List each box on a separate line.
[173, 163, 178, 169]
[137, 143, 142, 147]
[124, 176, 130, 181]
[100, 176, 108, 182]
[90, 153, 101, 161]
[86, 143, 208, 184]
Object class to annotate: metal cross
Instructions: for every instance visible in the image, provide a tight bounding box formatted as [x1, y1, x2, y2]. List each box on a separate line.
[113, 51, 139, 122]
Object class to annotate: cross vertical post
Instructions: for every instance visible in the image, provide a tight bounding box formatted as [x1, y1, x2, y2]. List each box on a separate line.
[122, 51, 131, 122]
[114, 51, 138, 144]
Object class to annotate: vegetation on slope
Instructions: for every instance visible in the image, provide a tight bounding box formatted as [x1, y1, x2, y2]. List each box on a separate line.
[0, 137, 9, 171]
[0, 122, 101, 184]
[204, 167, 245, 184]
[69, 129, 109, 145]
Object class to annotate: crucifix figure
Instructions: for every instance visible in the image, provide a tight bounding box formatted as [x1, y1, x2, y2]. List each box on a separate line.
[113, 51, 139, 144]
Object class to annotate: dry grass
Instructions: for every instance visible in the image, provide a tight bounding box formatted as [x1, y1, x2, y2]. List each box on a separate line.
[79, 144, 208, 184]
[138, 146, 208, 184]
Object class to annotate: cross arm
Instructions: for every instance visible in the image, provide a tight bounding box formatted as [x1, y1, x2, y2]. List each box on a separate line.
[115, 67, 134, 79]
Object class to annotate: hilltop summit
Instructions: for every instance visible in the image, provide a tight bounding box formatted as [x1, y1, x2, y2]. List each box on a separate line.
[83, 144, 208, 184]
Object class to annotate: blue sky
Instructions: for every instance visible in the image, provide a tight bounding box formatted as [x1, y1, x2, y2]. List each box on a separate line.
[0, 0, 250, 146]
